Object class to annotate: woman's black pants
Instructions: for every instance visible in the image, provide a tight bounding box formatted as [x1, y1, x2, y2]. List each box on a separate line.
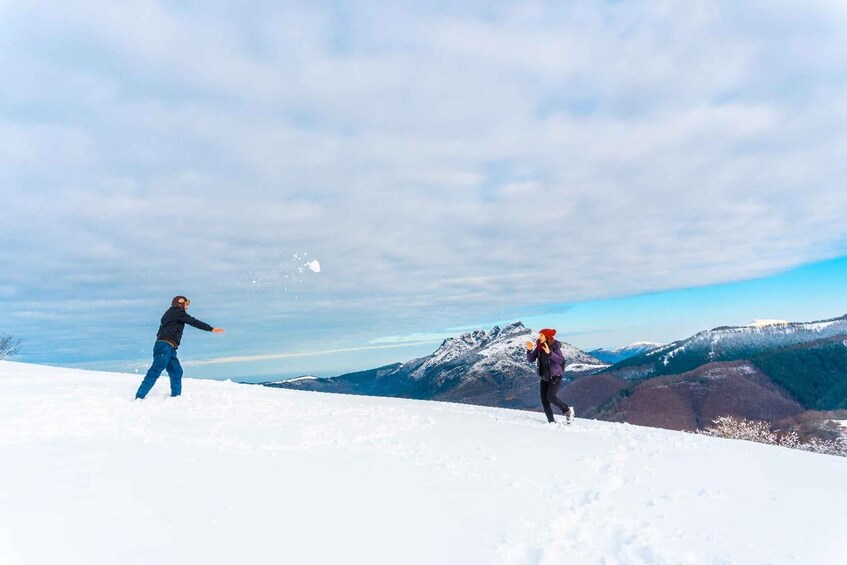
[540, 379, 569, 423]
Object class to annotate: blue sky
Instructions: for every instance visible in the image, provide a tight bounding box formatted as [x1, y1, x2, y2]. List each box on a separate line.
[2, 1, 847, 381]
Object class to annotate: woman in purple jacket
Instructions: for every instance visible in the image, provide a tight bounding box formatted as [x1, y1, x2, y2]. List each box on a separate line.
[526, 328, 574, 424]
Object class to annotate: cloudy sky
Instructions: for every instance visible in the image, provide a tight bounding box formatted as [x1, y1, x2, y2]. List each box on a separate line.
[2, 1, 847, 379]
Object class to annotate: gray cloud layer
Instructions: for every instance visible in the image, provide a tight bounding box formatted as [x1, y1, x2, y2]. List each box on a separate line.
[2, 1, 847, 369]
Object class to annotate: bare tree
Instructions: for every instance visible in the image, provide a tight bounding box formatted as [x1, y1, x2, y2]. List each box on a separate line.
[700, 415, 847, 457]
[0, 334, 20, 360]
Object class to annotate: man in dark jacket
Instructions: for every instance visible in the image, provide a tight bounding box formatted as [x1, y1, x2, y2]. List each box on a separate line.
[135, 296, 224, 399]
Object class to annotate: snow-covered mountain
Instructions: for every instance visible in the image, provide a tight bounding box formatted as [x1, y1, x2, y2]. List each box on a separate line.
[262, 375, 320, 385]
[607, 314, 847, 379]
[267, 322, 606, 410]
[2, 360, 845, 564]
[557, 315, 847, 439]
[409, 321, 601, 381]
[589, 341, 664, 364]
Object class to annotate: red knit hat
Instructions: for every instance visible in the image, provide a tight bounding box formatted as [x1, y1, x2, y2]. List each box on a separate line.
[539, 328, 557, 339]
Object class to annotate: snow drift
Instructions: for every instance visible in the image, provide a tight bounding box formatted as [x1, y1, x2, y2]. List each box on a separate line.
[1, 360, 845, 564]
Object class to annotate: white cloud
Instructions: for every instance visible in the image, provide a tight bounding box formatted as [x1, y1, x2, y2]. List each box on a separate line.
[2, 0, 847, 367]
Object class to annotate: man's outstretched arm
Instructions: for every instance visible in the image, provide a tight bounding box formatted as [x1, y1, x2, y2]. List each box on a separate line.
[178, 311, 223, 333]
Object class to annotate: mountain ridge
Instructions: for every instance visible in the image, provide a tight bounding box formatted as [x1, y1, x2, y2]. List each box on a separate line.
[590, 341, 664, 364]
[265, 313, 847, 443]
[264, 321, 606, 409]
[602, 313, 847, 379]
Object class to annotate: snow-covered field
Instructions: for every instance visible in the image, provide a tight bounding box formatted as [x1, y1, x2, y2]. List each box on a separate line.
[1, 361, 845, 564]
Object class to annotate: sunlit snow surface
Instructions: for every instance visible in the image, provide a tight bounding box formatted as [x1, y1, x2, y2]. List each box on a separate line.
[1, 360, 845, 564]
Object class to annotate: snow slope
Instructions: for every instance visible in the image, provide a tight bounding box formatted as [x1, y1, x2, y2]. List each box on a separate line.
[1, 360, 845, 564]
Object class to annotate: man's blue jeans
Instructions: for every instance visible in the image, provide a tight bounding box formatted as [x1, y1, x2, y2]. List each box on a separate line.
[135, 341, 183, 398]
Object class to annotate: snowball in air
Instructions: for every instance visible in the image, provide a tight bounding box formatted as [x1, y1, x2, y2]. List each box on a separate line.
[307, 260, 321, 273]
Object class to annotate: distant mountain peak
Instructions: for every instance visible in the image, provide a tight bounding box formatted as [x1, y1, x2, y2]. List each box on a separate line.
[433, 322, 530, 355]
[423, 322, 534, 374]
[626, 341, 664, 348]
[403, 321, 603, 384]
